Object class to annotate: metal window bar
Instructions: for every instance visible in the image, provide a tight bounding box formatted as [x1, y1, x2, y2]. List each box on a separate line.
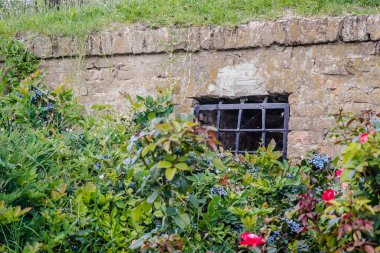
[194, 101, 290, 159]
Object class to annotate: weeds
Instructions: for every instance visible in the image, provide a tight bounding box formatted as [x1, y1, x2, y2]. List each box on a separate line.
[0, 0, 379, 36]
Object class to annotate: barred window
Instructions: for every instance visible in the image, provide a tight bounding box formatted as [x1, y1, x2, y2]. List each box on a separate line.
[194, 97, 290, 159]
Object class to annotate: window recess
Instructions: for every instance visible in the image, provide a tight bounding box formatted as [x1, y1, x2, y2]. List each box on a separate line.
[194, 96, 290, 159]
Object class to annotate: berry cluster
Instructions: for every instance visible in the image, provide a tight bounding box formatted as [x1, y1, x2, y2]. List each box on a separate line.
[286, 173, 294, 179]
[247, 166, 259, 174]
[280, 217, 300, 233]
[314, 186, 323, 194]
[230, 223, 243, 233]
[31, 88, 50, 104]
[267, 231, 280, 243]
[210, 187, 227, 198]
[309, 154, 329, 170]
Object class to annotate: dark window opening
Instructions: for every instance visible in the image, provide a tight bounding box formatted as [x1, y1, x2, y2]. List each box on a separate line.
[194, 95, 290, 159]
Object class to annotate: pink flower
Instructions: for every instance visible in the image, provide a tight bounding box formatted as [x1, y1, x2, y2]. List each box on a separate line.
[239, 232, 265, 247]
[335, 169, 344, 178]
[322, 189, 337, 205]
[359, 133, 369, 143]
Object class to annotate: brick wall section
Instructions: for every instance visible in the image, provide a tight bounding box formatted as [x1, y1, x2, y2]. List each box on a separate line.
[19, 15, 380, 159]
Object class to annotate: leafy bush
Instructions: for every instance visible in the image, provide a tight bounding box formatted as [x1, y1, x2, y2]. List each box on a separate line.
[0, 38, 379, 253]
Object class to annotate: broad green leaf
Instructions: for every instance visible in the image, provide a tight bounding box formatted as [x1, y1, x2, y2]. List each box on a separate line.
[157, 161, 172, 169]
[165, 168, 177, 181]
[175, 162, 189, 171]
[131, 207, 142, 222]
[147, 191, 159, 204]
[153, 211, 164, 217]
[148, 112, 156, 121]
[174, 213, 190, 228]
[212, 158, 224, 170]
[141, 143, 156, 157]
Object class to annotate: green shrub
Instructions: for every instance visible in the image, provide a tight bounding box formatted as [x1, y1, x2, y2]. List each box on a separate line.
[0, 38, 379, 253]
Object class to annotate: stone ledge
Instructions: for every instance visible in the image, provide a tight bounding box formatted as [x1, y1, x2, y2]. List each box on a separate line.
[19, 14, 380, 59]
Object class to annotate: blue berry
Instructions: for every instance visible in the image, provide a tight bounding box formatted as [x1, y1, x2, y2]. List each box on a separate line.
[286, 173, 294, 179]
[314, 186, 323, 194]
[94, 161, 101, 170]
[290, 188, 298, 194]
[309, 154, 330, 170]
[280, 217, 300, 233]
[231, 223, 243, 233]
[210, 187, 227, 198]
[267, 231, 280, 243]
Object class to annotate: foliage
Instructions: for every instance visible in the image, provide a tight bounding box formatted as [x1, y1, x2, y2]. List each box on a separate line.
[0, 38, 379, 253]
[0, 36, 39, 94]
[1, 0, 379, 36]
[126, 91, 174, 129]
[296, 111, 380, 253]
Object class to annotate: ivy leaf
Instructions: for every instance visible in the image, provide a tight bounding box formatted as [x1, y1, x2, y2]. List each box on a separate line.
[157, 161, 172, 169]
[175, 162, 189, 171]
[147, 190, 159, 204]
[174, 213, 190, 228]
[141, 143, 156, 157]
[165, 168, 177, 181]
[212, 158, 224, 170]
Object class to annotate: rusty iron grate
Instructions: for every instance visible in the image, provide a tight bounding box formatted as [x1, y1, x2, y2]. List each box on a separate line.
[194, 100, 290, 159]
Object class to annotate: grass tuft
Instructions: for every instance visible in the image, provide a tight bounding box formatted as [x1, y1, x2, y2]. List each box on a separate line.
[0, 0, 379, 36]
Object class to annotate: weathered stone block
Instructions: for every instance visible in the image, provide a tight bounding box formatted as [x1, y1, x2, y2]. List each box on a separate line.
[55, 37, 77, 57]
[87, 33, 102, 55]
[273, 19, 290, 44]
[343, 103, 374, 114]
[211, 27, 227, 49]
[186, 27, 201, 52]
[341, 15, 369, 42]
[287, 18, 340, 45]
[100, 31, 113, 55]
[288, 131, 324, 145]
[199, 26, 213, 50]
[111, 29, 132, 54]
[32, 36, 53, 58]
[367, 14, 380, 40]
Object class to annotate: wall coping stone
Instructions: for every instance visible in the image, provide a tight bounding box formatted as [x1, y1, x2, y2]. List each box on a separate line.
[19, 14, 380, 59]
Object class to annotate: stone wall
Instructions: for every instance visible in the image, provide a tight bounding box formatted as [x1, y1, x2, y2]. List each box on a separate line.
[20, 15, 380, 159]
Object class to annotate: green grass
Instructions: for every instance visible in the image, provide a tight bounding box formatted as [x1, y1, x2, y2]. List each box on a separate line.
[1, 0, 379, 37]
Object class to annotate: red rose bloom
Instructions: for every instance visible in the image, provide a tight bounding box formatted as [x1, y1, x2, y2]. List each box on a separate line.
[322, 189, 337, 205]
[359, 133, 369, 143]
[240, 232, 265, 247]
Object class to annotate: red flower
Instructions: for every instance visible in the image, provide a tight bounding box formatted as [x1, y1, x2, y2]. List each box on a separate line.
[359, 133, 369, 143]
[239, 232, 265, 247]
[335, 169, 343, 178]
[322, 189, 337, 205]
